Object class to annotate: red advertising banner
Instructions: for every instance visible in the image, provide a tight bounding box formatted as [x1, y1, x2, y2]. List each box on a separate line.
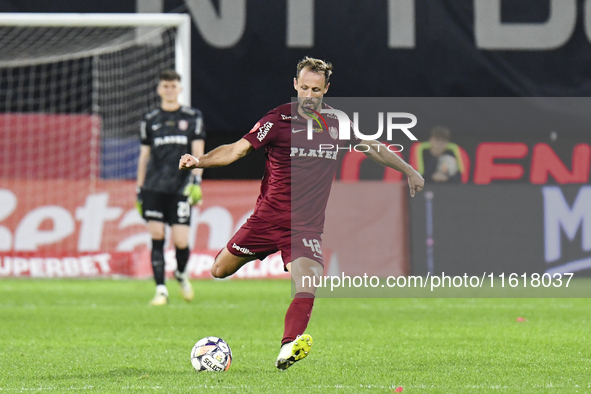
[0, 114, 100, 179]
[0, 179, 260, 253]
[0, 250, 294, 280]
[0, 180, 278, 278]
[0, 179, 407, 279]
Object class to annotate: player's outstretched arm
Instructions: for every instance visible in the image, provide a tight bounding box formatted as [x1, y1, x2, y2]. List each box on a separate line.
[179, 138, 254, 170]
[361, 139, 425, 197]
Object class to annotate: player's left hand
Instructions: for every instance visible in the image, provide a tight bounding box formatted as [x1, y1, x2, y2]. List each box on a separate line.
[135, 187, 144, 216]
[184, 178, 203, 206]
[407, 170, 425, 197]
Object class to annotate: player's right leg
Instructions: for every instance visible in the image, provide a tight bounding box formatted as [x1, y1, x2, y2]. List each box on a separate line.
[211, 216, 277, 279]
[171, 224, 194, 302]
[276, 257, 321, 370]
[147, 220, 168, 305]
[275, 231, 324, 370]
[210, 247, 257, 279]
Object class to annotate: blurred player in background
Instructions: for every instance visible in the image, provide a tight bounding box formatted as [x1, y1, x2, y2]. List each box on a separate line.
[179, 57, 424, 369]
[419, 126, 462, 182]
[136, 70, 205, 305]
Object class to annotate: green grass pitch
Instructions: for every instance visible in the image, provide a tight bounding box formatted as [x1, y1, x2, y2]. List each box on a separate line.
[1, 279, 590, 393]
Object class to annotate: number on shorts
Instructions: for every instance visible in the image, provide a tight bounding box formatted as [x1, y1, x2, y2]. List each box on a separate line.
[177, 201, 190, 218]
[302, 238, 322, 255]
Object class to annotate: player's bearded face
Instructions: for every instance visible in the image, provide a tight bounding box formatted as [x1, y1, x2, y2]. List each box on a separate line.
[157, 80, 182, 103]
[294, 69, 329, 114]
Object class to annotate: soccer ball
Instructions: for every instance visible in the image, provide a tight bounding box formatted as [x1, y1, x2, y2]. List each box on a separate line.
[190, 336, 232, 372]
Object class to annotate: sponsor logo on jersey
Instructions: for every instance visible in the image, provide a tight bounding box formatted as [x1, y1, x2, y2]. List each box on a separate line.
[257, 122, 274, 142]
[232, 243, 255, 255]
[306, 108, 328, 133]
[151, 123, 162, 131]
[249, 122, 260, 134]
[290, 147, 338, 160]
[281, 114, 294, 120]
[178, 119, 189, 131]
[291, 128, 306, 134]
[154, 135, 189, 147]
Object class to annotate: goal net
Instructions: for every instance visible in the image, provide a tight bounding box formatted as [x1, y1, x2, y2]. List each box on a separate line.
[0, 14, 191, 266]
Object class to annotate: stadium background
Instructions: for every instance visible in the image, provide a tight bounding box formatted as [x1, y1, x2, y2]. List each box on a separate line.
[1, 0, 590, 279]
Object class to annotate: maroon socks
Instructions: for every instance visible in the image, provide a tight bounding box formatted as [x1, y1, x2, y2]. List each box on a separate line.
[282, 292, 315, 345]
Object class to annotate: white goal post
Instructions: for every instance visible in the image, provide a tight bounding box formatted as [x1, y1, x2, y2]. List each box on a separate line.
[0, 12, 192, 181]
[0, 13, 191, 104]
[0, 13, 193, 257]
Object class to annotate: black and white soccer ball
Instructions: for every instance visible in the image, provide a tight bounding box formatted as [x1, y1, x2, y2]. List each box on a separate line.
[190, 336, 232, 372]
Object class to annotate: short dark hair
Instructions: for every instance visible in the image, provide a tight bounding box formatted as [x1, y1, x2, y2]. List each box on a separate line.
[296, 56, 333, 85]
[430, 126, 451, 141]
[159, 69, 181, 82]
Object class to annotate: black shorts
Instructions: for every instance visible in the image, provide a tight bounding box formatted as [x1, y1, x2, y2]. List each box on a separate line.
[142, 190, 191, 225]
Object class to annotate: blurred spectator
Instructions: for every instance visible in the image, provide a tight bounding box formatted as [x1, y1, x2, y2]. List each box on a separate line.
[419, 126, 462, 183]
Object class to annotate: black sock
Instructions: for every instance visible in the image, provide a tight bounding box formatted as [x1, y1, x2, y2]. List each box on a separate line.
[151, 239, 165, 286]
[176, 247, 190, 277]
